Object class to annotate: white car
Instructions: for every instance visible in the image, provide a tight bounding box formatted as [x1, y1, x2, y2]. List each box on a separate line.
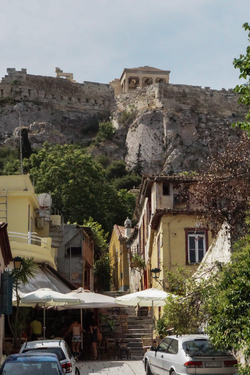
[19, 339, 79, 375]
[143, 334, 238, 375]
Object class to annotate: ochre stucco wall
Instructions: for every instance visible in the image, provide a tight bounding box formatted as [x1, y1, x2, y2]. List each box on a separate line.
[109, 229, 129, 291]
[151, 214, 212, 288]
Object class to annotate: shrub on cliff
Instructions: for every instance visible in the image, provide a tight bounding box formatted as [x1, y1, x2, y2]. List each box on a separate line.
[95, 121, 115, 142]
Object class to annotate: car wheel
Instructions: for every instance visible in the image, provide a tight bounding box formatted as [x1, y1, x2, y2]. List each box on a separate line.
[75, 367, 80, 375]
[146, 360, 153, 375]
[170, 370, 176, 375]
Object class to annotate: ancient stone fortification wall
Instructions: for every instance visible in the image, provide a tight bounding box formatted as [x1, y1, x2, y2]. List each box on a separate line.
[112, 82, 245, 118]
[111, 82, 247, 175]
[0, 68, 113, 113]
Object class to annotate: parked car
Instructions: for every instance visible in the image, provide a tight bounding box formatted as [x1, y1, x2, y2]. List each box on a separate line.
[19, 339, 79, 375]
[143, 334, 238, 375]
[0, 353, 64, 375]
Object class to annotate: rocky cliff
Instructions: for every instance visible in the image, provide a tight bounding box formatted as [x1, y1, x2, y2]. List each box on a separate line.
[0, 69, 247, 175]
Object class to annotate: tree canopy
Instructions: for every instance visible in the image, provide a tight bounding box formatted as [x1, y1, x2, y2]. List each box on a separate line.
[190, 23, 250, 242]
[28, 143, 136, 234]
[233, 22, 250, 135]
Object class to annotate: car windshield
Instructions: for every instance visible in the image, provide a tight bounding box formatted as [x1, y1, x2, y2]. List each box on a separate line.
[22, 348, 65, 361]
[2, 361, 60, 375]
[182, 339, 230, 357]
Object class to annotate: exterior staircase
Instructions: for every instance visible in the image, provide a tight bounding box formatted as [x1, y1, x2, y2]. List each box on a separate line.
[49, 223, 64, 249]
[103, 291, 153, 360]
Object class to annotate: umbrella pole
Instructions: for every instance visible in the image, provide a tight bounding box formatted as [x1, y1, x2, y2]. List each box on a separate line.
[80, 308, 83, 350]
[151, 300, 154, 345]
[43, 302, 46, 339]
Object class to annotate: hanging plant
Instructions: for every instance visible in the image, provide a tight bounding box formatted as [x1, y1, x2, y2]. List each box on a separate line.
[130, 254, 145, 269]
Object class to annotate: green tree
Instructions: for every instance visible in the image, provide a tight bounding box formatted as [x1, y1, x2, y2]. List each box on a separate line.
[206, 235, 250, 374]
[10, 258, 37, 348]
[106, 160, 128, 180]
[132, 143, 143, 176]
[233, 22, 250, 135]
[29, 143, 118, 233]
[94, 253, 113, 292]
[113, 189, 136, 225]
[112, 174, 141, 190]
[20, 128, 33, 159]
[83, 217, 108, 261]
[159, 266, 215, 336]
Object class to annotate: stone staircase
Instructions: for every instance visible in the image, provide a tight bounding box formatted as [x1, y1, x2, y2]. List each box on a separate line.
[103, 291, 153, 360]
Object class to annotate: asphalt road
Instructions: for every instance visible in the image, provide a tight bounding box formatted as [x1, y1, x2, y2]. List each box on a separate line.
[77, 360, 145, 375]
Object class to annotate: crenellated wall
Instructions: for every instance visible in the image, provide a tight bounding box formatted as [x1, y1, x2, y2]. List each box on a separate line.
[0, 68, 248, 175]
[0, 68, 113, 113]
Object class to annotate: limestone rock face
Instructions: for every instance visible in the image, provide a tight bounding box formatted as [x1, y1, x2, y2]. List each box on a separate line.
[125, 110, 165, 174]
[0, 76, 248, 175]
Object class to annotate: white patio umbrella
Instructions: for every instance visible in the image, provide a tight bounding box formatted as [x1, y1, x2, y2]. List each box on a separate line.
[115, 288, 171, 344]
[61, 288, 119, 350]
[65, 288, 118, 309]
[18, 288, 85, 339]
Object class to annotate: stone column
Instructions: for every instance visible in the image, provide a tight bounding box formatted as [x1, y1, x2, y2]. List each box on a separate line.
[125, 75, 129, 93]
[139, 75, 142, 89]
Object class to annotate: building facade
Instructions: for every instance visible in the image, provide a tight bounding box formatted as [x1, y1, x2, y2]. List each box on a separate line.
[57, 224, 95, 290]
[109, 219, 133, 292]
[128, 175, 212, 294]
[0, 175, 57, 268]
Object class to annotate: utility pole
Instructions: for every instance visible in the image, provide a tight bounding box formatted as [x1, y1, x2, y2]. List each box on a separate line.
[19, 111, 23, 175]
[14, 104, 23, 175]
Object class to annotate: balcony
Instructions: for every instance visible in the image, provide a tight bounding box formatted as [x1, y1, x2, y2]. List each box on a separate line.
[8, 231, 56, 268]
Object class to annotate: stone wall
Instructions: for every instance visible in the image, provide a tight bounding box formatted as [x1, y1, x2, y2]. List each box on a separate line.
[111, 83, 247, 175]
[0, 68, 113, 114]
[112, 82, 245, 117]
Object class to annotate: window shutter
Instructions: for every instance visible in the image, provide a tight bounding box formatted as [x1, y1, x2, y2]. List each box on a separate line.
[0, 272, 13, 315]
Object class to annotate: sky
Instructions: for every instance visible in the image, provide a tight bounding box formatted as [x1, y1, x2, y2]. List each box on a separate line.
[0, 0, 250, 90]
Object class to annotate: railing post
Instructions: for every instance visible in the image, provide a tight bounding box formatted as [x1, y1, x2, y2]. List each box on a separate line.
[28, 231, 32, 244]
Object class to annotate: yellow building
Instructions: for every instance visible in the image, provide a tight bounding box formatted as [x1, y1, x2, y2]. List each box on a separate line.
[109, 219, 133, 292]
[0, 175, 56, 268]
[131, 175, 212, 292]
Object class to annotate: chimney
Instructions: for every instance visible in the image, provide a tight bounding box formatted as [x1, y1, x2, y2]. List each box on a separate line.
[124, 217, 132, 238]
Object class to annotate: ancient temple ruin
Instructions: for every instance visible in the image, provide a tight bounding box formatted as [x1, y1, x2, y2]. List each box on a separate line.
[110, 66, 170, 95]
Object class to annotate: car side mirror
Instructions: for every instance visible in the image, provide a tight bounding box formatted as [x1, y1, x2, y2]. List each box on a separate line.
[150, 345, 157, 351]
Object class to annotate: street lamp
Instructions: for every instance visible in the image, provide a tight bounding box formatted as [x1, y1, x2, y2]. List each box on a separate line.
[151, 267, 165, 288]
[13, 256, 22, 270]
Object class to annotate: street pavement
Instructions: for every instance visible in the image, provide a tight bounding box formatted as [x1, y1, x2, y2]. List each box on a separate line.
[76, 360, 145, 375]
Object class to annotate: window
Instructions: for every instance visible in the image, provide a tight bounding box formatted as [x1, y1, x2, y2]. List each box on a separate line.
[185, 229, 208, 264]
[167, 339, 178, 354]
[158, 338, 172, 352]
[66, 246, 82, 257]
[163, 183, 170, 195]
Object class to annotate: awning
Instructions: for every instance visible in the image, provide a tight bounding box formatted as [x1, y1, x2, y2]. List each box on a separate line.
[17, 264, 76, 295]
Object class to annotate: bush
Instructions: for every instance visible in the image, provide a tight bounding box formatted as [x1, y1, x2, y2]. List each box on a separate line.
[112, 174, 141, 190]
[106, 160, 128, 180]
[96, 121, 115, 142]
[119, 105, 137, 126]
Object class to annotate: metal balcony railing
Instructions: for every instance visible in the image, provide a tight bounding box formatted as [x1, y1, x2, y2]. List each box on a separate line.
[8, 231, 49, 249]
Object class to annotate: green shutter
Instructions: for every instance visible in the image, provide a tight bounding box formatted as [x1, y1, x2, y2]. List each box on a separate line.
[0, 272, 13, 315]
